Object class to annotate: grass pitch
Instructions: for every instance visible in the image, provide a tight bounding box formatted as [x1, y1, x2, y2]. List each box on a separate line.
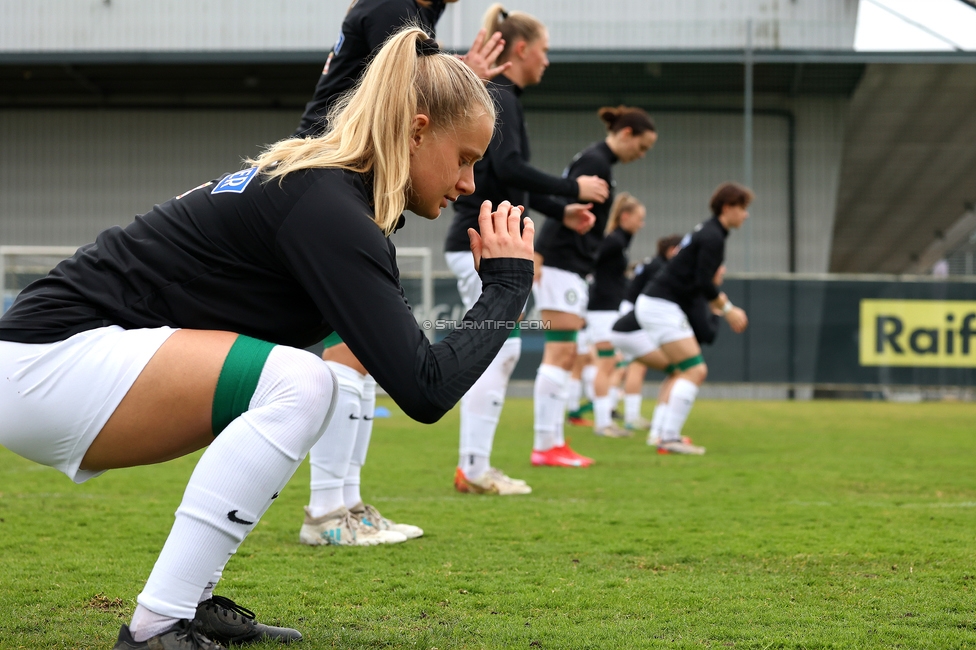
[1, 398, 975, 649]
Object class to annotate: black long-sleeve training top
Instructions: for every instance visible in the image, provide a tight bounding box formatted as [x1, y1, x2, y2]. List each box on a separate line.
[0, 168, 533, 424]
[294, 0, 446, 138]
[587, 227, 632, 311]
[644, 216, 727, 311]
[624, 255, 664, 306]
[444, 74, 579, 252]
[534, 141, 617, 277]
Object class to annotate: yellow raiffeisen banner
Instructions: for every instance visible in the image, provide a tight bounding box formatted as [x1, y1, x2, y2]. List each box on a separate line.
[860, 299, 976, 367]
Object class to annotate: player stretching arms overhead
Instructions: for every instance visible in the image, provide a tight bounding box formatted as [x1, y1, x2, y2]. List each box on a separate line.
[0, 29, 534, 650]
[531, 106, 657, 467]
[292, 0, 511, 547]
[588, 192, 647, 438]
[613, 183, 751, 455]
[445, 3, 609, 494]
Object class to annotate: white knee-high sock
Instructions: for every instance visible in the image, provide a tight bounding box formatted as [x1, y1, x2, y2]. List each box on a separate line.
[581, 364, 597, 403]
[533, 364, 570, 451]
[593, 395, 613, 429]
[308, 363, 366, 517]
[661, 378, 699, 442]
[132, 347, 336, 637]
[650, 402, 667, 438]
[344, 375, 375, 509]
[459, 337, 520, 479]
[566, 378, 582, 413]
[624, 393, 642, 424]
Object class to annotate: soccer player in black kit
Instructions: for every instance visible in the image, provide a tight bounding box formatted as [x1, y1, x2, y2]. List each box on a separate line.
[445, 4, 611, 490]
[0, 30, 535, 649]
[616, 234, 680, 432]
[530, 106, 657, 466]
[587, 193, 646, 438]
[292, 0, 512, 544]
[625, 183, 751, 455]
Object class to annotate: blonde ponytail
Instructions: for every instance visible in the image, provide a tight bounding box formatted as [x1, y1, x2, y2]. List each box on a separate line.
[606, 192, 642, 235]
[251, 27, 495, 235]
[481, 3, 545, 63]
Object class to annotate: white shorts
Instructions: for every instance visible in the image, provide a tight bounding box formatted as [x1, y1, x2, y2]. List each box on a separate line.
[0, 326, 176, 483]
[533, 266, 588, 318]
[634, 295, 695, 349]
[609, 328, 658, 362]
[586, 310, 619, 346]
[446, 251, 528, 316]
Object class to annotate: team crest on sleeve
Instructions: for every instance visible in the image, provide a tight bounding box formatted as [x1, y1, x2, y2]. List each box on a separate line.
[565, 289, 579, 305]
[212, 167, 259, 194]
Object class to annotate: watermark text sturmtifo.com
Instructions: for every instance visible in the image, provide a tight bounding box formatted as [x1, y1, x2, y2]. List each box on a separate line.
[421, 319, 551, 331]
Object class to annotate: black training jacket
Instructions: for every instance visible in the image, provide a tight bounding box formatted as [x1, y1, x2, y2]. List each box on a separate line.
[294, 0, 446, 138]
[534, 141, 617, 277]
[624, 255, 665, 306]
[444, 74, 579, 252]
[587, 228, 632, 311]
[644, 216, 727, 311]
[0, 168, 532, 424]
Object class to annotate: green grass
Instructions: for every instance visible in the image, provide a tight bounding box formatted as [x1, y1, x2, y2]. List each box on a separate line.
[1, 399, 976, 649]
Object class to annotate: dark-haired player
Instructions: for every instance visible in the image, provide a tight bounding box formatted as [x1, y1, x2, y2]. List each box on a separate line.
[530, 104, 657, 466]
[612, 183, 751, 454]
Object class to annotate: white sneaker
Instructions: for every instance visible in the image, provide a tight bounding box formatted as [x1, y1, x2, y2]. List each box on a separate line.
[657, 439, 706, 455]
[625, 416, 652, 431]
[646, 433, 661, 447]
[454, 467, 532, 495]
[299, 506, 407, 546]
[350, 501, 424, 540]
[594, 423, 632, 438]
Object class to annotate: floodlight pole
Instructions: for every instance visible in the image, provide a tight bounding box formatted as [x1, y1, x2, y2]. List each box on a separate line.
[743, 18, 754, 273]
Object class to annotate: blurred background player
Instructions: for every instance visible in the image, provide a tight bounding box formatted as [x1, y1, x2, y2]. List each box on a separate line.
[621, 182, 752, 455]
[588, 193, 646, 438]
[617, 233, 681, 431]
[445, 4, 609, 488]
[294, 0, 511, 542]
[531, 106, 656, 466]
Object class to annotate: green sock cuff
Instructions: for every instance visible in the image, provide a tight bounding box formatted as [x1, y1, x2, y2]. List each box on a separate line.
[675, 354, 705, 372]
[615, 360, 628, 369]
[664, 364, 676, 375]
[545, 330, 578, 343]
[596, 348, 616, 358]
[322, 331, 343, 349]
[508, 322, 522, 338]
[212, 335, 276, 436]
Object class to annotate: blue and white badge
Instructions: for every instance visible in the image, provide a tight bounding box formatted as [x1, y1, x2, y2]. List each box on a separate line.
[334, 30, 345, 55]
[212, 167, 259, 194]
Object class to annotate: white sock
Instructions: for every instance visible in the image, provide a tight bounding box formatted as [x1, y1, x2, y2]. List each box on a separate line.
[650, 402, 666, 438]
[662, 379, 699, 442]
[624, 393, 642, 424]
[581, 364, 597, 403]
[533, 364, 570, 451]
[308, 363, 365, 518]
[459, 337, 519, 474]
[130, 605, 180, 642]
[609, 386, 620, 409]
[344, 375, 375, 509]
[593, 395, 613, 429]
[133, 347, 336, 627]
[566, 379, 582, 413]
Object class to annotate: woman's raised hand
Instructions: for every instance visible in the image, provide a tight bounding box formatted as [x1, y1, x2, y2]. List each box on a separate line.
[467, 200, 535, 272]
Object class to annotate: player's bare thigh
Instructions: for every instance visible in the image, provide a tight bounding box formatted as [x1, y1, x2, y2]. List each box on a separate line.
[80, 329, 238, 471]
